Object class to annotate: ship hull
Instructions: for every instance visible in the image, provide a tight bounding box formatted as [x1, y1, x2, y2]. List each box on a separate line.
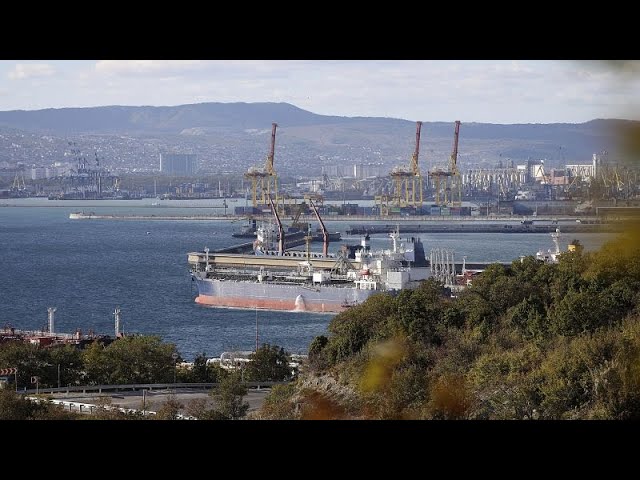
[194, 278, 375, 313]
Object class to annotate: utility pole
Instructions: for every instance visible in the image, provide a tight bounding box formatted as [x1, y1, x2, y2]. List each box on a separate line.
[171, 352, 178, 393]
[57, 364, 61, 389]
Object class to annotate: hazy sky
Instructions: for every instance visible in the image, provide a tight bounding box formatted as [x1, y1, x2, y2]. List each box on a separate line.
[0, 60, 638, 124]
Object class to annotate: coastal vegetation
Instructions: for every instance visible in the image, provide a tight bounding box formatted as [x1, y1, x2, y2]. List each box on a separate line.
[0, 337, 291, 420]
[0, 335, 180, 389]
[0, 388, 79, 420]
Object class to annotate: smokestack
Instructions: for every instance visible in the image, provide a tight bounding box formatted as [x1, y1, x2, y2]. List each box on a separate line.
[114, 307, 121, 337]
[47, 307, 56, 334]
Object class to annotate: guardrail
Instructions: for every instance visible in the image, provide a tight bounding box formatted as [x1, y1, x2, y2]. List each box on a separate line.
[20, 381, 283, 395]
[25, 396, 162, 417]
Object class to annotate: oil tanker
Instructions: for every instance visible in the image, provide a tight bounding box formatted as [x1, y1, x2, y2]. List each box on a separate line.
[188, 228, 430, 313]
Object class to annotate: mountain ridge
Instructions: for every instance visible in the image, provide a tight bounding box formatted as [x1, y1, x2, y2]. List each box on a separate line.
[0, 102, 634, 174]
[0, 101, 632, 134]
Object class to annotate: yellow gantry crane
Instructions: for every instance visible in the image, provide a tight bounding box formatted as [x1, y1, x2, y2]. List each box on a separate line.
[430, 120, 462, 207]
[245, 123, 279, 208]
[388, 121, 423, 209]
[11, 171, 26, 191]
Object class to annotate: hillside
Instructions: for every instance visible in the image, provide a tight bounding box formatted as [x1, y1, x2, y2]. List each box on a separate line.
[0, 102, 634, 174]
[0, 102, 340, 134]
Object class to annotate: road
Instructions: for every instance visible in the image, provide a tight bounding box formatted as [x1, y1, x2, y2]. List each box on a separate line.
[49, 387, 271, 417]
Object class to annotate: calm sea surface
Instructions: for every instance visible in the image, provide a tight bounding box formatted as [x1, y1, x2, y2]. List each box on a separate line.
[0, 199, 616, 360]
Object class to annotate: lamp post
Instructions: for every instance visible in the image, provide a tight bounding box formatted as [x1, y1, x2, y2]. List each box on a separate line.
[171, 352, 179, 392]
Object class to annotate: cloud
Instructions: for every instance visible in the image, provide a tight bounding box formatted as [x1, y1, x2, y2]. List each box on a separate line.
[95, 60, 207, 76]
[3, 60, 636, 122]
[8, 63, 55, 80]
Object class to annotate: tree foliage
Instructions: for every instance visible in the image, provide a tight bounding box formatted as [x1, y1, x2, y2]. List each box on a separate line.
[245, 344, 291, 382]
[300, 228, 640, 419]
[0, 341, 84, 389]
[83, 335, 178, 385]
[211, 373, 249, 420]
[0, 389, 78, 420]
[155, 394, 184, 420]
[179, 352, 222, 383]
[258, 383, 298, 420]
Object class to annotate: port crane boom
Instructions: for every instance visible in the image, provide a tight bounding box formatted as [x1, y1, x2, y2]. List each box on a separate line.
[309, 199, 329, 256]
[268, 194, 285, 255]
[411, 120, 422, 177]
[265, 122, 277, 176]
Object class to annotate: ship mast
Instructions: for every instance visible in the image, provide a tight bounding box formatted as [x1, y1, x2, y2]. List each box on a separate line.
[390, 225, 400, 253]
[551, 228, 561, 255]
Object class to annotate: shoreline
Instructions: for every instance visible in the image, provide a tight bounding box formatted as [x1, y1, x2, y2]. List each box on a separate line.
[65, 212, 606, 222]
[64, 213, 625, 233]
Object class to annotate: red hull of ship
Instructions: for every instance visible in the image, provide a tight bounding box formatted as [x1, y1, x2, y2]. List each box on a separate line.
[195, 295, 346, 313]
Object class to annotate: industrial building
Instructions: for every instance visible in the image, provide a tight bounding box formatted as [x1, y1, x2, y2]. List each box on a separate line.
[159, 153, 198, 175]
[322, 163, 386, 180]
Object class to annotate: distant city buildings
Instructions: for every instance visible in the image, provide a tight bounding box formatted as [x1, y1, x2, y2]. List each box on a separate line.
[296, 179, 324, 192]
[322, 163, 386, 179]
[159, 153, 197, 175]
[566, 153, 600, 180]
[30, 167, 62, 180]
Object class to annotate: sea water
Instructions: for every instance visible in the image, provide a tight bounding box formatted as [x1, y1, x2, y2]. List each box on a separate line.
[0, 203, 615, 360]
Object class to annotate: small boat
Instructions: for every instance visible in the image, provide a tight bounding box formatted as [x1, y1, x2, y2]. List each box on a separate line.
[232, 218, 258, 238]
[536, 228, 562, 263]
[69, 211, 95, 219]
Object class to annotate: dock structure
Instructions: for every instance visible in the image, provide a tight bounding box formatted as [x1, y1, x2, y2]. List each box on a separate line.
[0, 326, 114, 349]
[1, 306, 120, 349]
[68, 211, 617, 226]
[345, 222, 621, 235]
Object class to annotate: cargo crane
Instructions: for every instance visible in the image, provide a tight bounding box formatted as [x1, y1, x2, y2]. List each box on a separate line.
[463, 166, 525, 198]
[449, 120, 462, 207]
[245, 123, 279, 208]
[387, 121, 423, 213]
[268, 194, 285, 255]
[11, 171, 26, 192]
[290, 201, 307, 231]
[59, 144, 119, 199]
[309, 199, 329, 256]
[429, 120, 462, 207]
[598, 163, 627, 198]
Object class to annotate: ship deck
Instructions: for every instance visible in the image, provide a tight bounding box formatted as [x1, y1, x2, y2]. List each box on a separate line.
[188, 252, 360, 270]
